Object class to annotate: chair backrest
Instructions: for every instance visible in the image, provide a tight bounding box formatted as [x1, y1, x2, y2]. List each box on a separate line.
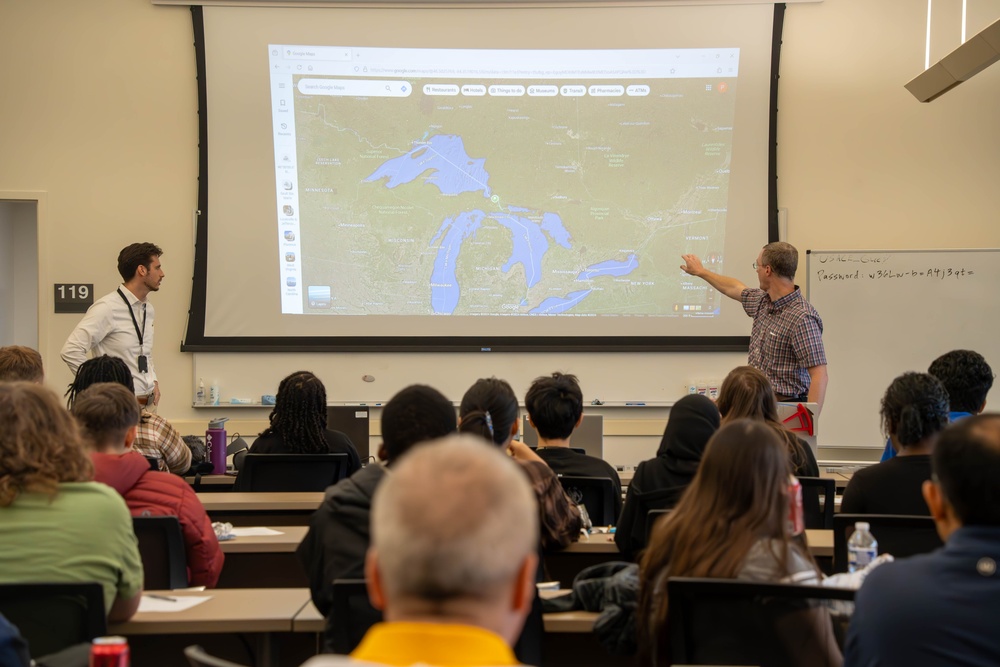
[240, 453, 348, 492]
[645, 507, 675, 545]
[557, 475, 616, 526]
[184, 645, 249, 667]
[833, 513, 942, 573]
[326, 579, 383, 655]
[133, 515, 189, 590]
[0, 582, 106, 657]
[798, 476, 836, 530]
[666, 576, 853, 667]
[521, 414, 604, 458]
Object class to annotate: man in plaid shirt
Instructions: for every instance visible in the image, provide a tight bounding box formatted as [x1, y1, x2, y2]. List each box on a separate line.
[681, 242, 828, 409]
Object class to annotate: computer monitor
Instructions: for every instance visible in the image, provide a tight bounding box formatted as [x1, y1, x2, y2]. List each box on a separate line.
[327, 406, 371, 462]
[520, 414, 604, 459]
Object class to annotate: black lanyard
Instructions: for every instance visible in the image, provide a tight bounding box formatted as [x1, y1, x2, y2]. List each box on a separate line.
[117, 288, 146, 349]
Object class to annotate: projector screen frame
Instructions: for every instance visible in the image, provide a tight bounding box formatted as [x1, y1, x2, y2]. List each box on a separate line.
[181, 3, 784, 353]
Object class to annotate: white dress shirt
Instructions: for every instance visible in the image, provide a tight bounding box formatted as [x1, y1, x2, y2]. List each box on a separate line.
[61, 284, 157, 395]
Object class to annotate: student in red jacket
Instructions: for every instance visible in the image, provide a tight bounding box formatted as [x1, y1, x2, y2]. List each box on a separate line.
[71, 382, 224, 587]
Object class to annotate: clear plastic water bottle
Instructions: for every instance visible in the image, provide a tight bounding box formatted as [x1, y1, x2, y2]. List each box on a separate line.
[847, 521, 878, 573]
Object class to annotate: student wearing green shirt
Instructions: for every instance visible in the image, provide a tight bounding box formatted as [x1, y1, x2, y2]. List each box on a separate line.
[0, 382, 144, 621]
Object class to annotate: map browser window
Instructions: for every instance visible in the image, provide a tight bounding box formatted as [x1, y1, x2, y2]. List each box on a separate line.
[269, 46, 739, 318]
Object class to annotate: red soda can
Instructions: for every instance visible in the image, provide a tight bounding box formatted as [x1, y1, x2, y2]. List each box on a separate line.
[787, 475, 804, 535]
[90, 636, 130, 667]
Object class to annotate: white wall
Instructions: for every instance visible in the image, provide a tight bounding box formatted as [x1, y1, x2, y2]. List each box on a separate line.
[2, 0, 998, 464]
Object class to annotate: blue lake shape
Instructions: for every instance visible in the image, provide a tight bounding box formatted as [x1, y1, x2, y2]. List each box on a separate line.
[541, 212, 573, 249]
[365, 135, 491, 197]
[492, 213, 549, 288]
[530, 289, 593, 315]
[429, 211, 485, 314]
[576, 254, 639, 280]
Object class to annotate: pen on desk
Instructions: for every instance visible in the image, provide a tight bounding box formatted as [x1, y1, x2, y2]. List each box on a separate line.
[146, 594, 178, 602]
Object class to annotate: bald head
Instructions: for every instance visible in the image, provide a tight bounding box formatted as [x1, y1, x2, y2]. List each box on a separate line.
[368, 435, 538, 640]
[933, 414, 1000, 526]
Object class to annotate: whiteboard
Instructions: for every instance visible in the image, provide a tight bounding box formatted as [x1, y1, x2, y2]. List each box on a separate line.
[807, 249, 1000, 448]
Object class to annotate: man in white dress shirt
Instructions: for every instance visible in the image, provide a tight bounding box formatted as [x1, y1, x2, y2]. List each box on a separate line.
[62, 242, 165, 407]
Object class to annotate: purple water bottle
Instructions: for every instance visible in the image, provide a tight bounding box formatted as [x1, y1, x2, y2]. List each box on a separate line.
[206, 417, 229, 474]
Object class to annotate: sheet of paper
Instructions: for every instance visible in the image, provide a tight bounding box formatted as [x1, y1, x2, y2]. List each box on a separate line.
[229, 527, 284, 537]
[139, 595, 211, 613]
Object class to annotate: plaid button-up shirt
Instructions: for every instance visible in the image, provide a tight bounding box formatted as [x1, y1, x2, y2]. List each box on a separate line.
[742, 286, 826, 398]
[133, 410, 192, 475]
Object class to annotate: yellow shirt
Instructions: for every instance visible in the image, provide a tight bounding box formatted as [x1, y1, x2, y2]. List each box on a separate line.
[303, 622, 520, 667]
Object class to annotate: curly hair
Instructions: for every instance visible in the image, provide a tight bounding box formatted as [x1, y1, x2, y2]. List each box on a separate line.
[260, 371, 329, 454]
[0, 383, 93, 507]
[519, 460, 582, 552]
[66, 355, 135, 408]
[117, 242, 162, 281]
[459, 377, 520, 446]
[881, 372, 949, 448]
[928, 349, 994, 414]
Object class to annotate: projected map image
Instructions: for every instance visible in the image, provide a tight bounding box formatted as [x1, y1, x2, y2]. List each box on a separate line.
[274, 50, 737, 318]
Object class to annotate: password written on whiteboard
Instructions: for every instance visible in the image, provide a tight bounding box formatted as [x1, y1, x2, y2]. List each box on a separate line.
[815, 267, 976, 282]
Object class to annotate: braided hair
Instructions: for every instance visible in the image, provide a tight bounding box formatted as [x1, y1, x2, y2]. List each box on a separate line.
[260, 371, 329, 454]
[459, 377, 519, 446]
[881, 372, 949, 448]
[65, 355, 135, 408]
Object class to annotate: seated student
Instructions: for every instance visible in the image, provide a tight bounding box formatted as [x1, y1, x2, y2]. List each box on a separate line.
[841, 372, 948, 515]
[0, 345, 44, 383]
[0, 383, 143, 621]
[638, 419, 839, 667]
[845, 415, 1000, 666]
[302, 435, 539, 667]
[615, 393, 720, 561]
[297, 384, 458, 634]
[72, 383, 224, 588]
[66, 355, 191, 475]
[458, 376, 582, 552]
[524, 372, 623, 520]
[717, 366, 819, 478]
[235, 371, 361, 490]
[881, 349, 994, 461]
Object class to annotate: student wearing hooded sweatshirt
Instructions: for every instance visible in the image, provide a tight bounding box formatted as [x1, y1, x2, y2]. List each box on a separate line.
[297, 384, 458, 647]
[72, 382, 223, 588]
[615, 394, 721, 561]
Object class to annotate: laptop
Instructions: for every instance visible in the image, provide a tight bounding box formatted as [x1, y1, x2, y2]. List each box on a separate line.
[520, 414, 604, 459]
[327, 406, 371, 462]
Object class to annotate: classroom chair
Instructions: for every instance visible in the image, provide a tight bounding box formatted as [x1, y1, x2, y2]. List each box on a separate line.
[133, 516, 189, 590]
[798, 477, 836, 530]
[832, 514, 942, 573]
[327, 579, 382, 654]
[0, 582, 106, 658]
[238, 453, 348, 492]
[557, 476, 616, 527]
[666, 577, 854, 667]
[184, 645, 248, 667]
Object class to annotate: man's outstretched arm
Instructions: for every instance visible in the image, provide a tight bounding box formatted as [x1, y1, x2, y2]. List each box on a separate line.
[679, 254, 748, 301]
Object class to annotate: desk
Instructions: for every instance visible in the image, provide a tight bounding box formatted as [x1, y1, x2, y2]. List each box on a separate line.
[221, 526, 308, 554]
[199, 492, 324, 526]
[217, 526, 310, 588]
[186, 474, 237, 492]
[109, 588, 312, 667]
[621, 468, 857, 490]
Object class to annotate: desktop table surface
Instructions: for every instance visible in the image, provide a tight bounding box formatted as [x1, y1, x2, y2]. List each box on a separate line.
[198, 492, 325, 511]
[108, 588, 312, 635]
[220, 526, 309, 553]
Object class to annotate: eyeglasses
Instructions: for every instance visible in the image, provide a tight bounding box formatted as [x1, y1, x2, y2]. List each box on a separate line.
[752, 262, 758, 270]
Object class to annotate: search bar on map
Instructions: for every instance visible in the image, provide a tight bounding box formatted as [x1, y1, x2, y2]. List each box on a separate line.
[296, 79, 412, 97]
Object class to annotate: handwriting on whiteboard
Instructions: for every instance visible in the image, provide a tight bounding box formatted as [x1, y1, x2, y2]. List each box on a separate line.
[816, 254, 891, 264]
[815, 267, 976, 282]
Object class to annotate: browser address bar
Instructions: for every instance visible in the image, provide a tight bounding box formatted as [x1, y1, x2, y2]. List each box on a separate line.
[296, 79, 412, 97]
